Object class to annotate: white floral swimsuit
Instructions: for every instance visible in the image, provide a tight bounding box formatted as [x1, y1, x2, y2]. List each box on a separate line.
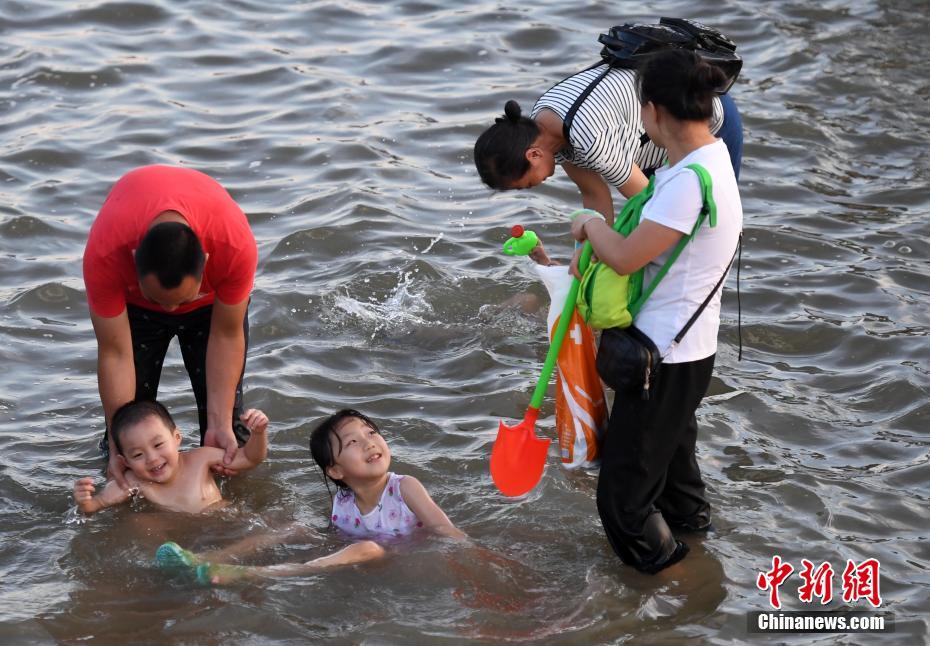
[331, 472, 422, 538]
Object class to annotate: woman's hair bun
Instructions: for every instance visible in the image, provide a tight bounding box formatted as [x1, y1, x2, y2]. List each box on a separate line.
[503, 99, 523, 123]
[475, 98, 541, 188]
[690, 59, 727, 96]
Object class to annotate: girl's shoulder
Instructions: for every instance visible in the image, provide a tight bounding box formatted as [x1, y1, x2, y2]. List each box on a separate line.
[386, 473, 427, 510]
[396, 474, 430, 503]
[387, 472, 413, 500]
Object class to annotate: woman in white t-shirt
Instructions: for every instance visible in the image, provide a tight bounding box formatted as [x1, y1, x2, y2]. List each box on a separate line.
[569, 49, 743, 574]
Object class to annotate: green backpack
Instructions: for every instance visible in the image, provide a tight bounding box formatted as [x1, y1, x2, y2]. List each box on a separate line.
[576, 163, 718, 329]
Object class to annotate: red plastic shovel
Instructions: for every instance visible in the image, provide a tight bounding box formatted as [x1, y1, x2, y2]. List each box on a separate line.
[491, 241, 593, 497]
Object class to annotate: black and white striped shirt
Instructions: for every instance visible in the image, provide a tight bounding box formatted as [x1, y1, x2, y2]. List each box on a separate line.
[531, 65, 724, 189]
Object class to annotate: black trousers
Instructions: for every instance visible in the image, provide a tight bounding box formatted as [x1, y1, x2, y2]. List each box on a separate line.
[596, 354, 715, 574]
[100, 303, 250, 455]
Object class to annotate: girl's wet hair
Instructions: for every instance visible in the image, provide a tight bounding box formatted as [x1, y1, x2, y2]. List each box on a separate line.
[309, 409, 381, 492]
[473, 99, 540, 189]
[637, 49, 728, 121]
[110, 399, 176, 455]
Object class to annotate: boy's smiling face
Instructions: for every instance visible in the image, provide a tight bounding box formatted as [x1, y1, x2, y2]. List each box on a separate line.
[118, 415, 183, 483]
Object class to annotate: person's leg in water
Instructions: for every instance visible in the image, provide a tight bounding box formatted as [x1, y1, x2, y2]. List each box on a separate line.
[596, 377, 685, 574]
[99, 305, 175, 457]
[157, 523, 311, 569]
[196, 540, 385, 586]
[655, 414, 713, 531]
[595, 357, 714, 574]
[653, 356, 715, 532]
[200, 523, 310, 563]
[176, 303, 252, 446]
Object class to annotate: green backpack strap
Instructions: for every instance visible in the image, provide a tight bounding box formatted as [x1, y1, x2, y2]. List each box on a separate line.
[627, 163, 717, 318]
[687, 163, 717, 228]
[613, 175, 656, 237]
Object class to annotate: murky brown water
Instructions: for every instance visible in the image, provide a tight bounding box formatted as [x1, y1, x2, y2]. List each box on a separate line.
[1, 0, 927, 642]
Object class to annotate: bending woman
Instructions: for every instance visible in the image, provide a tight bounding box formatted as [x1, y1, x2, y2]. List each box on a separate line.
[474, 59, 742, 222]
[569, 49, 743, 573]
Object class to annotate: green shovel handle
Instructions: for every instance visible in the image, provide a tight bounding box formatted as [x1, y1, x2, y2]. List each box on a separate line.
[528, 241, 593, 409]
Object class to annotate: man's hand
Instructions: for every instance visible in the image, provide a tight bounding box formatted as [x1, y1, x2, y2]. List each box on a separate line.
[106, 451, 129, 489]
[204, 424, 239, 476]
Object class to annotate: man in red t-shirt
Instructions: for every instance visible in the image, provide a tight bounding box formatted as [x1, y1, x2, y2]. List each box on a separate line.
[83, 165, 258, 487]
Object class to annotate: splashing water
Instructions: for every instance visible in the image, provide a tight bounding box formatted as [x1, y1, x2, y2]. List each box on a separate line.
[419, 233, 443, 255]
[334, 269, 433, 340]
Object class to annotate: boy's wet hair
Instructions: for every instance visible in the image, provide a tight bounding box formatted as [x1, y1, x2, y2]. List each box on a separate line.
[111, 400, 176, 455]
[637, 48, 728, 121]
[309, 409, 380, 491]
[135, 221, 205, 289]
[473, 99, 540, 189]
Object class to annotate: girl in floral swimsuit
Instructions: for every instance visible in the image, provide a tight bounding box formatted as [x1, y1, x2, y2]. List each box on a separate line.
[312, 409, 464, 540]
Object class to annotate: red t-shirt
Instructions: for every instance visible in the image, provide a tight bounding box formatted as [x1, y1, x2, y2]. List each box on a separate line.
[83, 165, 257, 317]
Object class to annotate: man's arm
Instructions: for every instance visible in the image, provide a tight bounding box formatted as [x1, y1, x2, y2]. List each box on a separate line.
[399, 476, 467, 540]
[90, 310, 135, 487]
[203, 297, 249, 466]
[562, 162, 615, 225]
[618, 164, 649, 199]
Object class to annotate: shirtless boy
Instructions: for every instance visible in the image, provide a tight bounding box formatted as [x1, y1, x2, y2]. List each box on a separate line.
[73, 400, 267, 515]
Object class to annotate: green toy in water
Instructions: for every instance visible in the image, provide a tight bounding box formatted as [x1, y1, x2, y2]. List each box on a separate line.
[502, 225, 539, 256]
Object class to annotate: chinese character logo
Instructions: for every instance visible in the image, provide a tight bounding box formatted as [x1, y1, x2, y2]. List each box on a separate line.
[798, 559, 834, 604]
[842, 558, 882, 608]
[757, 555, 794, 609]
[757, 556, 883, 610]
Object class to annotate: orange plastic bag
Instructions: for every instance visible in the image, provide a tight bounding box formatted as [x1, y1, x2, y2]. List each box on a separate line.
[536, 265, 607, 468]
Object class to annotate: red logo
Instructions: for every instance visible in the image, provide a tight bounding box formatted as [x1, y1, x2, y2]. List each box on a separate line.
[757, 555, 794, 609]
[757, 557, 882, 609]
[798, 559, 834, 605]
[841, 558, 882, 608]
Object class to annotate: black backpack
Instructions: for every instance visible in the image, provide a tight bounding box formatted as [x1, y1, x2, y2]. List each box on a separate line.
[562, 17, 742, 143]
[598, 17, 741, 93]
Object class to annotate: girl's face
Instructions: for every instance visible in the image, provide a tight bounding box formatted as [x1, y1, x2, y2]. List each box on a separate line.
[509, 142, 556, 190]
[326, 417, 391, 485]
[118, 416, 183, 483]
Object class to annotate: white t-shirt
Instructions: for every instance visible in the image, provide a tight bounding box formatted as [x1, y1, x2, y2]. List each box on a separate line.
[634, 140, 742, 364]
[531, 66, 724, 189]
